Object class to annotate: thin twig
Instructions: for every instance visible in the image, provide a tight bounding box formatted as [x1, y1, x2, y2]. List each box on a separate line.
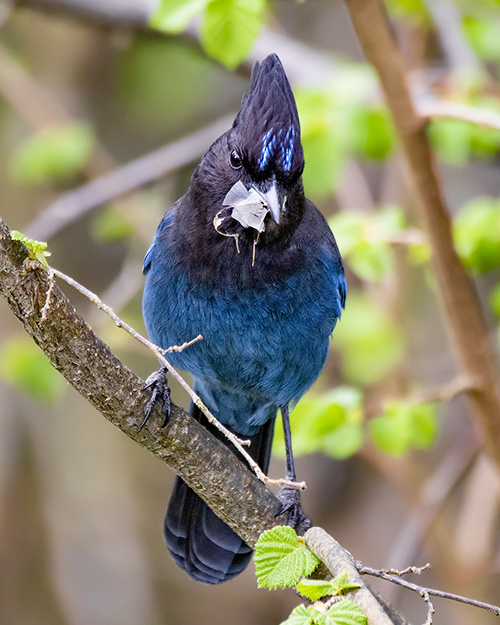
[381, 564, 431, 577]
[422, 591, 435, 625]
[45, 265, 305, 491]
[357, 565, 500, 617]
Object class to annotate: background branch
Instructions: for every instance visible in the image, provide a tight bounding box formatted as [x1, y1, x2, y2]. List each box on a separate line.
[344, 0, 500, 473]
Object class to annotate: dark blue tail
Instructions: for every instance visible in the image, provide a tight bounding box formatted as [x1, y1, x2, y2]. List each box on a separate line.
[164, 409, 275, 584]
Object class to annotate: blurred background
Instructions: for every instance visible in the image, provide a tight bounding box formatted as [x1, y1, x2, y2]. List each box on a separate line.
[1, 0, 500, 623]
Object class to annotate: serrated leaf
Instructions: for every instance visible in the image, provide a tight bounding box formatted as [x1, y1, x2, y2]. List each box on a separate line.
[255, 526, 320, 589]
[149, 0, 208, 33]
[297, 579, 336, 601]
[201, 0, 266, 69]
[325, 600, 367, 625]
[280, 604, 317, 625]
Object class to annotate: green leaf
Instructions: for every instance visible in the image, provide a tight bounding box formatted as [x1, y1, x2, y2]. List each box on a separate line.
[325, 600, 367, 625]
[329, 207, 408, 282]
[296, 574, 360, 602]
[0, 338, 66, 404]
[348, 241, 394, 282]
[149, 0, 208, 33]
[273, 387, 363, 460]
[333, 292, 405, 385]
[428, 119, 472, 166]
[254, 526, 320, 589]
[10, 230, 51, 267]
[323, 422, 363, 461]
[331, 573, 362, 595]
[201, 0, 266, 69]
[454, 196, 500, 273]
[297, 579, 337, 602]
[91, 207, 135, 242]
[370, 401, 438, 457]
[463, 16, 500, 62]
[352, 108, 395, 160]
[9, 121, 94, 186]
[280, 604, 317, 625]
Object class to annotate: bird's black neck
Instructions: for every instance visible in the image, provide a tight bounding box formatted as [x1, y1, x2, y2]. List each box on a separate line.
[174, 181, 307, 291]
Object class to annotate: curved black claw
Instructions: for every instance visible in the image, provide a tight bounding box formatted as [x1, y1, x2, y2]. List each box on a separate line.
[276, 485, 311, 535]
[141, 367, 171, 430]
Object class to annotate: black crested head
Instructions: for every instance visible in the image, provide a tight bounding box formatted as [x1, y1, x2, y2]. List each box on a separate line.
[179, 54, 307, 284]
[231, 54, 304, 184]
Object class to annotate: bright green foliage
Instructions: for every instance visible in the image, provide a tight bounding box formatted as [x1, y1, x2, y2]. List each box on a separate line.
[9, 122, 94, 186]
[297, 574, 361, 601]
[325, 600, 367, 625]
[489, 284, 500, 318]
[149, 0, 208, 33]
[280, 605, 317, 625]
[453, 196, 500, 273]
[329, 207, 408, 282]
[429, 117, 500, 165]
[428, 119, 474, 166]
[10, 230, 51, 267]
[201, 0, 266, 69]
[350, 108, 395, 160]
[91, 207, 135, 242]
[333, 292, 405, 385]
[370, 401, 437, 457]
[254, 526, 319, 589]
[280, 600, 366, 625]
[297, 579, 337, 602]
[274, 387, 363, 460]
[295, 66, 396, 198]
[463, 16, 500, 61]
[149, 0, 266, 68]
[0, 338, 66, 404]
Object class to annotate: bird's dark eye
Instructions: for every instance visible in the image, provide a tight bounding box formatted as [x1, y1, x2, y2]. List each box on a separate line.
[230, 149, 242, 169]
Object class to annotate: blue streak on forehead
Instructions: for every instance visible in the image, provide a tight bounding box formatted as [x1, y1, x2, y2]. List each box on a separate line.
[259, 125, 296, 172]
[259, 128, 275, 170]
[282, 126, 295, 172]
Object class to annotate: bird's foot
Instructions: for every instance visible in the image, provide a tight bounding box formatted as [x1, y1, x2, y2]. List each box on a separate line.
[141, 367, 171, 430]
[276, 484, 311, 535]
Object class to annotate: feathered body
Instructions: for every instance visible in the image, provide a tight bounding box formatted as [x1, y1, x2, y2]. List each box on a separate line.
[142, 55, 346, 584]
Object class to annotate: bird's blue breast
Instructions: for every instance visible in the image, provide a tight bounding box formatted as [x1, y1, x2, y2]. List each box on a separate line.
[142, 208, 344, 434]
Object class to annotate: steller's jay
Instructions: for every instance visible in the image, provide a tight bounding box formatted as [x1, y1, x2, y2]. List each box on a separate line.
[142, 54, 346, 584]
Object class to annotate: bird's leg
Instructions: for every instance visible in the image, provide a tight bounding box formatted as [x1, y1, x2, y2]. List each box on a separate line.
[276, 404, 311, 534]
[141, 367, 171, 430]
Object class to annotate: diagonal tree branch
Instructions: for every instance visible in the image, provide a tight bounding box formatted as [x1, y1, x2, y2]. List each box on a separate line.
[0, 216, 280, 547]
[344, 0, 500, 473]
[0, 216, 407, 624]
